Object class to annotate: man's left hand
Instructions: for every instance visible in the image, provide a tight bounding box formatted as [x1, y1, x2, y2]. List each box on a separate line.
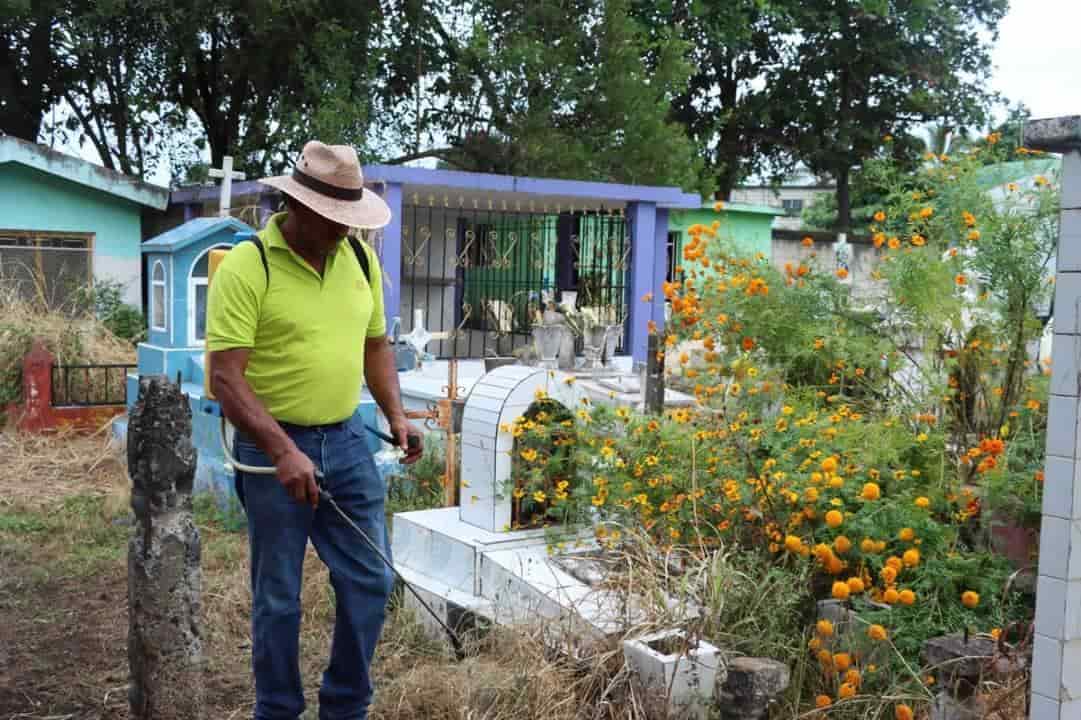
[389, 416, 423, 465]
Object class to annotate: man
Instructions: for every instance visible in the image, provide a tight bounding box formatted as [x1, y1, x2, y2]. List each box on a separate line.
[206, 140, 422, 720]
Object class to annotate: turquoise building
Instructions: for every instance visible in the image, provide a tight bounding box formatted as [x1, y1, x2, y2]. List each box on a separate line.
[0, 136, 169, 306]
[668, 202, 784, 276]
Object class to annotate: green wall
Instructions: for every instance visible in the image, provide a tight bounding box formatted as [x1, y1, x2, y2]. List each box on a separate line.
[0, 163, 146, 304]
[668, 204, 779, 261]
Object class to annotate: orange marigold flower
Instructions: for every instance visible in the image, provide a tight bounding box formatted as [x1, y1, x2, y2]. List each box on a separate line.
[784, 535, 803, 553]
[962, 590, 980, 608]
[919, 206, 934, 219]
[955, 274, 967, 286]
[844, 668, 862, 688]
[836, 268, 849, 280]
[896, 704, 915, 720]
[825, 510, 844, 528]
[911, 234, 926, 247]
[713, 200, 724, 212]
[898, 589, 916, 606]
[838, 682, 856, 699]
[816, 619, 835, 637]
[968, 229, 981, 241]
[832, 581, 851, 600]
[820, 456, 839, 473]
[742, 337, 755, 351]
[915, 496, 930, 509]
[833, 652, 852, 672]
[833, 535, 852, 554]
[802, 236, 814, 247]
[816, 695, 832, 709]
[860, 537, 876, 553]
[899, 527, 915, 542]
[860, 482, 881, 501]
[847, 577, 865, 594]
[868, 624, 888, 641]
[962, 211, 976, 227]
[883, 588, 900, 604]
[873, 210, 886, 222]
[903, 549, 921, 568]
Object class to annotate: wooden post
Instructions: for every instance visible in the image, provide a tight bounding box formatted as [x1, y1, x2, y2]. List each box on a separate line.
[127, 376, 205, 720]
[645, 332, 665, 414]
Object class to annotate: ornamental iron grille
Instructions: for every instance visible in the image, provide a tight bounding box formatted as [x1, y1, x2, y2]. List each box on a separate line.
[399, 196, 630, 359]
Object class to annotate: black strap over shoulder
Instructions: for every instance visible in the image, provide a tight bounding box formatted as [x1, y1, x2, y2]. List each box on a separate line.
[241, 234, 371, 289]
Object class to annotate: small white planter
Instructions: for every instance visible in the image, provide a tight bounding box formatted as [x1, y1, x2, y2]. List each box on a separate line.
[623, 629, 723, 720]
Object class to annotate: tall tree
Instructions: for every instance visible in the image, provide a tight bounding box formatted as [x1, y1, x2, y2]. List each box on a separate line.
[630, 0, 798, 199]
[0, 0, 72, 141]
[768, 0, 1008, 231]
[419, 0, 706, 192]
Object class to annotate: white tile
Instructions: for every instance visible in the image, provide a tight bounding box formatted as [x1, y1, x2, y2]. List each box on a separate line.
[1063, 153, 1081, 211]
[1056, 276, 1081, 336]
[1061, 210, 1081, 272]
[1033, 633, 1064, 700]
[1045, 456, 1076, 519]
[1063, 639, 1081, 701]
[1061, 699, 1081, 720]
[1043, 517, 1073, 579]
[1053, 335, 1081, 396]
[1048, 395, 1080, 458]
[1038, 576, 1069, 639]
[1031, 692, 1061, 720]
[1072, 526, 1081, 581]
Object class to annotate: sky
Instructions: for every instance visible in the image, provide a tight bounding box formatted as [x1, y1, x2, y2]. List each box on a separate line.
[988, 0, 1081, 121]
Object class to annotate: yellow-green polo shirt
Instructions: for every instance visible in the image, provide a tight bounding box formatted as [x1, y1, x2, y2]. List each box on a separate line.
[205, 213, 386, 425]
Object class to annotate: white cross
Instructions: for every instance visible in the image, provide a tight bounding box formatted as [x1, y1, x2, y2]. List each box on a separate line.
[208, 156, 246, 218]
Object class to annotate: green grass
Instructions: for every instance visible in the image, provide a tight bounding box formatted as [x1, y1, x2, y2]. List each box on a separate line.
[0, 511, 50, 534]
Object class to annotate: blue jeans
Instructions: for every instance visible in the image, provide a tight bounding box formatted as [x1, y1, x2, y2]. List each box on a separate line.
[234, 408, 393, 720]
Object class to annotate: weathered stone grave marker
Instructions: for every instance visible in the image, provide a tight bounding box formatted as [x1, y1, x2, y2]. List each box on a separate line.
[127, 375, 205, 720]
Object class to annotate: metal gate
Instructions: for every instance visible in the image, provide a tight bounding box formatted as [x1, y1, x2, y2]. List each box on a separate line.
[398, 197, 631, 359]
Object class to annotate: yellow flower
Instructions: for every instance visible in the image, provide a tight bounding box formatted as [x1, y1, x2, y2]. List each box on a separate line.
[860, 482, 881, 501]
[534, 389, 547, 401]
[520, 448, 539, 463]
[825, 510, 843, 528]
[591, 494, 606, 507]
[868, 624, 888, 641]
[915, 496, 931, 509]
[968, 229, 981, 241]
[962, 590, 980, 608]
[782, 405, 794, 416]
[919, 206, 934, 219]
[820, 456, 839, 473]
[533, 490, 547, 503]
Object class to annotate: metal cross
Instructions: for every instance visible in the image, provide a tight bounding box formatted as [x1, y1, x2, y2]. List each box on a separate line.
[208, 156, 246, 218]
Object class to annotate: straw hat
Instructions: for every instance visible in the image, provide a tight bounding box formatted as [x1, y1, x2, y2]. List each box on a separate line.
[259, 141, 391, 229]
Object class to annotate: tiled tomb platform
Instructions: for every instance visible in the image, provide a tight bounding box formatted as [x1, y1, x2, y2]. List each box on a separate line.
[391, 364, 696, 654]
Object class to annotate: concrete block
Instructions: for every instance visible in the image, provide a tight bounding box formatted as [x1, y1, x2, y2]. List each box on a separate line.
[1041, 517, 1072, 580]
[1037, 575, 1068, 639]
[1060, 209, 1081, 272]
[1054, 275, 1081, 335]
[1065, 579, 1081, 641]
[1043, 456, 1077, 520]
[1051, 334, 1081, 396]
[1061, 639, 1081, 701]
[1060, 698, 1081, 720]
[622, 629, 724, 720]
[1062, 152, 1081, 211]
[1047, 395, 1080, 458]
[1030, 692, 1061, 720]
[715, 656, 789, 720]
[1032, 633, 1063, 701]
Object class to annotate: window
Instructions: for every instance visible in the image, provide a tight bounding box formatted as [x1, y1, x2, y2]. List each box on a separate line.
[666, 231, 682, 283]
[782, 198, 804, 216]
[151, 261, 167, 331]
[0, 230, 92, 308]
[188, 245, 228, 345]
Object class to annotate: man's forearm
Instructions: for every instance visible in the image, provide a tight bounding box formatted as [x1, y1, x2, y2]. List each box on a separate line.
[213, 370, 297, 462]
[364, 338, 406, 422]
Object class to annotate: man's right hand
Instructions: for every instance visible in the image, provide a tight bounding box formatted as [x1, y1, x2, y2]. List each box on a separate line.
[276, 448, 320, 508]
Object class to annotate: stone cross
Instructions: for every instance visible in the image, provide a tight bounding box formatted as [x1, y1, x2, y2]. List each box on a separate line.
[208, 155, 245, 217]
[1024, 115, 1081, 720]
[127, 375, 205, 720]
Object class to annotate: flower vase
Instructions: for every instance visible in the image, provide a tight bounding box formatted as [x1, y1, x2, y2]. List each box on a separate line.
[532, 324, 564, 370]
[601, 323, 624, 368]
[582, 323, 608, 375]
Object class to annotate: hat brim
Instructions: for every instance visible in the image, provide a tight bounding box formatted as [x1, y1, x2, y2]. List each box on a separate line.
[259, 175, 392, 230]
